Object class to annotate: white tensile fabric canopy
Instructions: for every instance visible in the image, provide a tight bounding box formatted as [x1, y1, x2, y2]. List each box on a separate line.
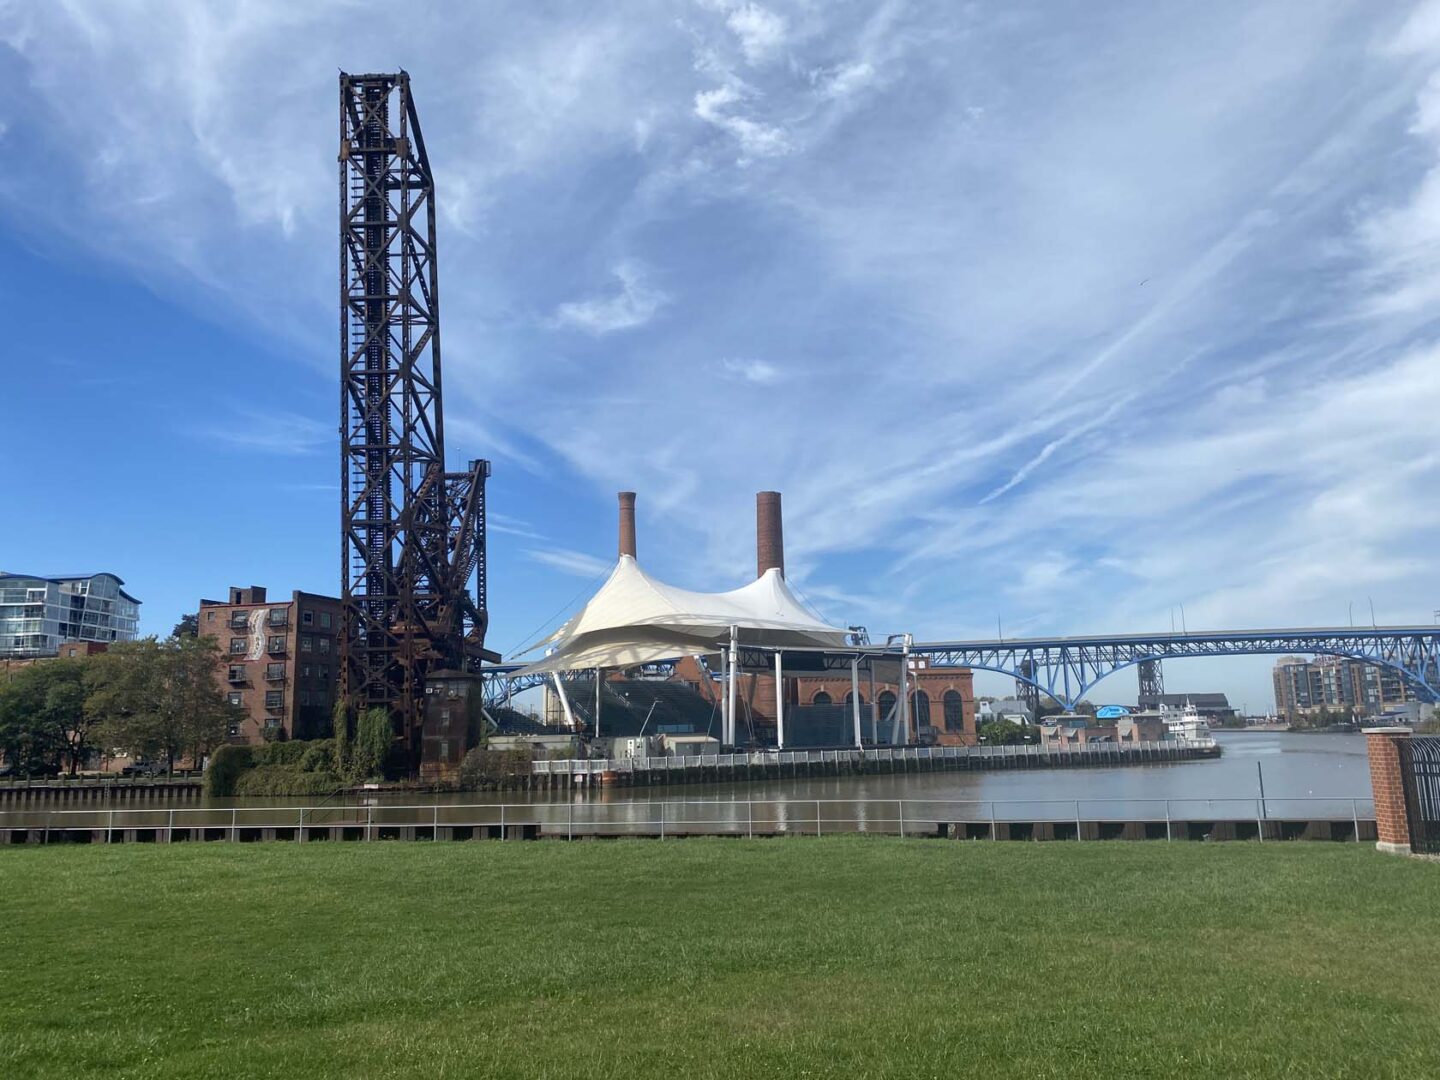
[513, 555, 850, 674]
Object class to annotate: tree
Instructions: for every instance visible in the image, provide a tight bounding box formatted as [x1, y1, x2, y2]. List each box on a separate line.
[86, 636, 239, 771]
[978, 718, 1028, 745]
[332, 696, 350, 777]
[0, 664, 71, 774]
[351, 707, 392, 781]
[172, 613, 199, 638]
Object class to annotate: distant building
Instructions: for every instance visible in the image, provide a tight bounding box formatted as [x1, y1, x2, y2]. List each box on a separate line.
[979, 698, 1033, 725]
[0, 572, 141, 658]
[1272, 655, 1414, 720]
[1137, 692, 1235, 724]
[1039, 714, 1166, 746]
[197, 586, 343, 743]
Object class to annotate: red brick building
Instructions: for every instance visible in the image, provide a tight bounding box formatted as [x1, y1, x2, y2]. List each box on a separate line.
[670, 655, 978, 745]
[197, 586, 343, 743]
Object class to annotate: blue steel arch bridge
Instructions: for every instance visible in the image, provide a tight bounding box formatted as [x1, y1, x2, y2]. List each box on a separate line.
[480, 626, 1440, 714]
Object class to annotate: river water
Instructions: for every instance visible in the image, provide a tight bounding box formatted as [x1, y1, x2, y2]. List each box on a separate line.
[4, 731, 1375, 831]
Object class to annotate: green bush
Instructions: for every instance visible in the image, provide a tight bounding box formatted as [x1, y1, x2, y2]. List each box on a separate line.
[257, 740, 309, 767]
[205, 744, 256, 796]
[233, 765, 344, 797]
[457, 745, 533, 789]
[299, 739, 336, 772]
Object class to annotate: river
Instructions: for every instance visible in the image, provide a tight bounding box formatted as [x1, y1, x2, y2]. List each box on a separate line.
[2, 731, 1375, 831]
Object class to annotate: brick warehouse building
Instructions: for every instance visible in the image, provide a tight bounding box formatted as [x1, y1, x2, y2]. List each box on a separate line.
[197, 586, 343, 742]
[669, 655, 978, 745]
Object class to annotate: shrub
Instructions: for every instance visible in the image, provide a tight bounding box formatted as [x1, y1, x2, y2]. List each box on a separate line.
[257, 740, 309, 767]
[458, 745, 533, 789]
[298, 739, 335, 773]
[205, 744, 255, 797]
[233, 764, 343, 797]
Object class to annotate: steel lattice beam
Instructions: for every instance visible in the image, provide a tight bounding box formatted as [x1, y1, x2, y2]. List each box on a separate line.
[339, 71, 492, 749]
[478, 627, 1440, 713]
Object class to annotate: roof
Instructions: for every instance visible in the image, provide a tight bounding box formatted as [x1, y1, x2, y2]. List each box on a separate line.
[514, 555, 849, 675]
[0, 572, 140, 605]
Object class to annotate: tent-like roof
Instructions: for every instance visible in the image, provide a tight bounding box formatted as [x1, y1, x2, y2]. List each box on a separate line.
[514, 556, 849, 675]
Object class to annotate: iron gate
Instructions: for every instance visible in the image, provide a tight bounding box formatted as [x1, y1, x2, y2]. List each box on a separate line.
[1398, 736, 1440, 855]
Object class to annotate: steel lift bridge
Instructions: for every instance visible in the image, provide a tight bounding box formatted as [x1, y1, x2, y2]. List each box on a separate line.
[480, 626, 1440, 715]
[339, 71, 496, 748]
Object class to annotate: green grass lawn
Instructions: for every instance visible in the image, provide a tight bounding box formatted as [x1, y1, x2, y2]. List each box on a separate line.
[1, 840, 1437, 1079]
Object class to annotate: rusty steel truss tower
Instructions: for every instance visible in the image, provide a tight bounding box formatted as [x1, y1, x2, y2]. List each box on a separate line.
[339, 71, 494, 749]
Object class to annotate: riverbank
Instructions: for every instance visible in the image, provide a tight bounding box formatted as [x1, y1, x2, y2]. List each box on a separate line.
[3, 842, 1437, 1079]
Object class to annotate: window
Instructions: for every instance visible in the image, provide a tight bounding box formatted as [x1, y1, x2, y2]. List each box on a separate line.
[302, 664, 312, 678]
[877, 690, 897, 722]
[228, 665, 246, 683]
[265, 663, 286, 681]
[843, 691, 866, 706]
[268, 635, 286, 654]
[319, 637, 330, 654]
[301, 636, 313, 653]
[910, 690, 932, 729]
[320, 612, 332, 629]
[227, 691, 243, 707]
[943, 690, 965, 733]
[206, 611, 215, 622]
[319, 666, 330, 683]
[812, 690, 832, 706]
[229, 637, 246, 654]
[302, 610, 314, 626]
[265, 690, 284, 709]
[299, 691, 310, 707]
[228, 721, 242, 738]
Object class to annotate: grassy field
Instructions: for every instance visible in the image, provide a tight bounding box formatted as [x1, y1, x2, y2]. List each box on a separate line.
[2, 840, 1438, 1079]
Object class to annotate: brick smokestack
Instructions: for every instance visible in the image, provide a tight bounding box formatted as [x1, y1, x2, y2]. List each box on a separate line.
[756, 491, 784, 578]
[618, 491, 637, 559]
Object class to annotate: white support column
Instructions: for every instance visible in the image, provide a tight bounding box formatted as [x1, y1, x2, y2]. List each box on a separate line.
[775, 650, 785, 750]
[552, 672, 576, 730]
[897, 635, 911, 745]
[851, 657, 863, 748]
[727, 625, 739, 748]
[594, 668, 602, 740]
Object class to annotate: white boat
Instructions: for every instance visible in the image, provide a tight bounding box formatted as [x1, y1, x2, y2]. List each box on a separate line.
[1163, 700, 1213, 745]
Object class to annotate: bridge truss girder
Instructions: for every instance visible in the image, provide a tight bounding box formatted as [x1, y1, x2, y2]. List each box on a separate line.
[912, 628, 1440, 711]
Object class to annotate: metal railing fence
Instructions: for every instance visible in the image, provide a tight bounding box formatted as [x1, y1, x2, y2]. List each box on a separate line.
[1, 795, 1373, 843]
[532, 740, 1216, 776]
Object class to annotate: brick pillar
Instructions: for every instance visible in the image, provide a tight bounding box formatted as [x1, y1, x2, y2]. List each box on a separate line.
[617, 492, 637, 559]
[1365, 726, 1412, 856]
[756, 491, 784, 578]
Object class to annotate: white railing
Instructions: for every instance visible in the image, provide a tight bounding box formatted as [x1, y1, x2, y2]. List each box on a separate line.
[532, 740, 1211, 775]
[0, 795, 1374, 843]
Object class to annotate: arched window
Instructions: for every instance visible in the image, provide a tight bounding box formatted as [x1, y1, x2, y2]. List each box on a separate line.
[843, 691, 867, 706]
[812, 690, 832, 706]
[910, 690, 931, 729]
[943, 690, 965, 733]
[878, 690, 897, 723]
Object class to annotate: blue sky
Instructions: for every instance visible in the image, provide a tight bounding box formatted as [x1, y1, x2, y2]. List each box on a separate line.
[4, 1, 1440, 711]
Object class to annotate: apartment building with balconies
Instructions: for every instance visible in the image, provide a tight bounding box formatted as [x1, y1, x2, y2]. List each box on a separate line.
[197, 585, 343, 742]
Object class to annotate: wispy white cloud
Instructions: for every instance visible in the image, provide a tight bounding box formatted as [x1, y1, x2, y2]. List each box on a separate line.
[552, 260, 669, 334]
[525, 547, 613, 579]
[720, 357, 782, 383]
[693, 83, 790, 161]
[192, 410, 330, 455]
